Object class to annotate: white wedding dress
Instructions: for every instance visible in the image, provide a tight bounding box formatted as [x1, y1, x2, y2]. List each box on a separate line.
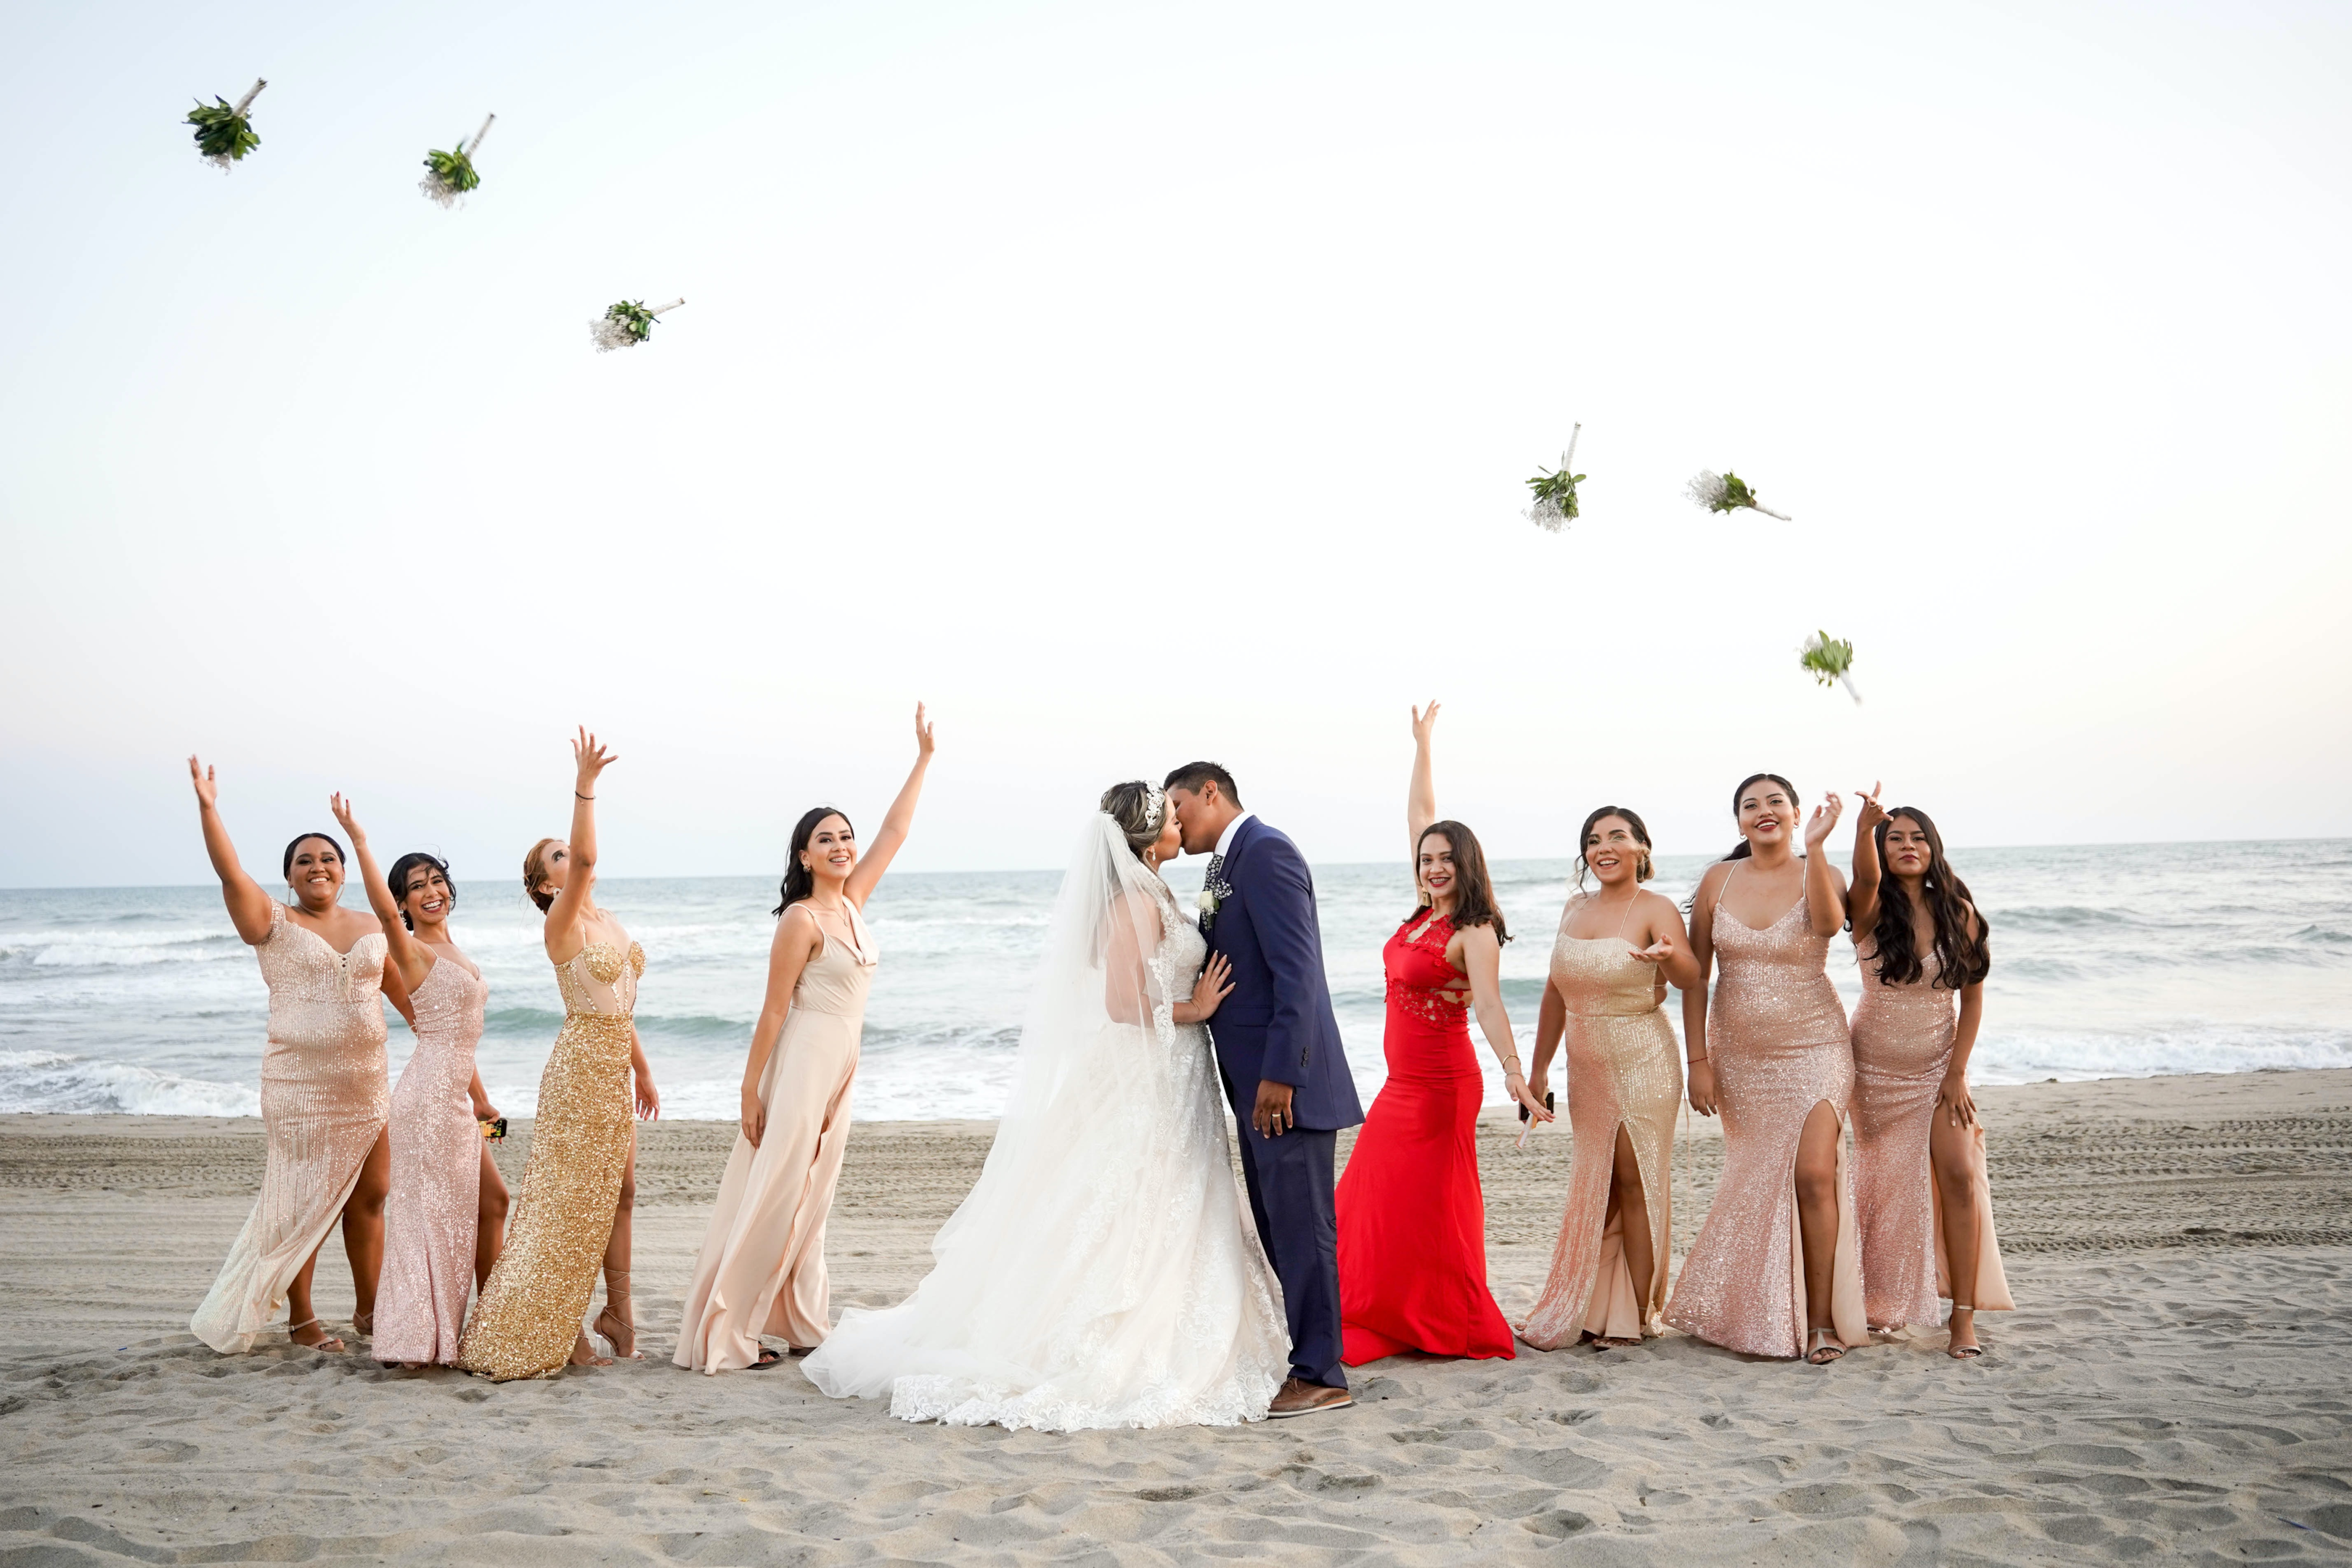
[802, 814, 1289, 1431]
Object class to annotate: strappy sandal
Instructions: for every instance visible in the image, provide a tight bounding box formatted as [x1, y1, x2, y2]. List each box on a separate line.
[1806, 1328, 1845, 1365]
[1946, 1304, 1984, 1360]
[748, 1347, 787, 1370]
[594, 1273, 645, 1361]
[287, 1317, 346, 1353]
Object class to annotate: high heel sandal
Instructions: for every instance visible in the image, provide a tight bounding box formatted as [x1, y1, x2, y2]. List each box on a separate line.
[1946, 1304, 1983, 1360]
[287, 1317, 346, 1353]
[1805, 1328, 1845, 1365]
[594, 1272, 645, 1361]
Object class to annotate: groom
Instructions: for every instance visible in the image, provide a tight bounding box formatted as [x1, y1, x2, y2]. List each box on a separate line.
[1164, 762, 1362, 1418]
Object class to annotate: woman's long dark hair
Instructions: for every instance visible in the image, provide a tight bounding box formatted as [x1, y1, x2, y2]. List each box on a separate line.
[282, 833, 345, 878]
[1573, 805, 1655, 891]
[1869, 807, 1991, 988]
[1720, 772, 1797, 862]
[386, 852, 454, 931]
[1408, 820, 1510, 943]
[773, 807, 854, 918]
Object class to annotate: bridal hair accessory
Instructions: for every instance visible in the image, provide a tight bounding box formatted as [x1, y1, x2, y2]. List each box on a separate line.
[592, 298, 685, 352]
[187, 81, 266, 171]
[1800, 629, 1862, 703]
[420, 114, 495, 208]
[1687, 469, 1791, 521]
[1524, 423, 1585, 531]
[1144, 783, 1167, 832]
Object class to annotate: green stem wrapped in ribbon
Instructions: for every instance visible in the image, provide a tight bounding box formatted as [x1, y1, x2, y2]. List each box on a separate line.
[1525, 422, 1585, 532]
[1799, 630, 1862, 703]
[592, 297, 685, 352]
[1688, 469, 1791, 521]
[187, 80, 266, 172]
[420, 113, 495, 208]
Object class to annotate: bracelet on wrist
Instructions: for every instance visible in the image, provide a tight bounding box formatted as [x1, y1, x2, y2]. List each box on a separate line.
[576, 792, 595, 801]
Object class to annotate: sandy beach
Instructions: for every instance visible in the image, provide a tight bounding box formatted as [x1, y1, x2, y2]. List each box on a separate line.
[2, 1068, 2348, 1564]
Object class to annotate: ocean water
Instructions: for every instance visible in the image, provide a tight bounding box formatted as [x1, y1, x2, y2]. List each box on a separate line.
[3, 841, 2348, 1123]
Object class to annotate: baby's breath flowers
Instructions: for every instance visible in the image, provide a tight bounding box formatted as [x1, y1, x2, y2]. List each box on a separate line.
[1799, 630, 1862, 703]
[591, 297, 685, 352]
[1525, 424, 1585, 531]
[187, 81, 266, 171]
[1688, 469, 1790, 521]
[420, 114, 495, 208]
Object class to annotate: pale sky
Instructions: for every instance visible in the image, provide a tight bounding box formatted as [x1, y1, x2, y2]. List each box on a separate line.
[4, 0, 2347, 889]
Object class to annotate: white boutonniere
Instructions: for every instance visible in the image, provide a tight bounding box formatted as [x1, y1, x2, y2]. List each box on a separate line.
[1198, 878, 1232, 918]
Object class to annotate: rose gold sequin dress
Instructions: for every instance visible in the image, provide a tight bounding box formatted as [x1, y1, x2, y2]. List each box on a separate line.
[456, 935, 642, 1381]
[1519, 902, 1681, 1349]
[1664, 872, 1866, 1358]
[372, 947, 488, 1365]
[1850, 944, 2013, 1327]
[191, 904, 390, 1353]
[676, 902, 878, 1370]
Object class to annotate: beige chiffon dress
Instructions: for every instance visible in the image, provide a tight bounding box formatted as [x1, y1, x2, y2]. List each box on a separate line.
[191, 903, 391, 1353]
[456, 934, 643, 1381]
[1850, 944, 2014, 1327]
[1519, 899, 1681, 1348]
[1664, 868, 1867, 1358]
[674, 900, 878, 1371]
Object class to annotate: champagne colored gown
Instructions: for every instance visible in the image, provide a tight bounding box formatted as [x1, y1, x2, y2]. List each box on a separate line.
[372, 947, 488, 1365]
[1518, 899, 1681, 1349]
[1334, 912, 1514, 1364]
[191, 903, 390, 1353]
[1665, 869, 1867, 1358]
[1850, 944, 2013, 1327]
[456, 934, 642, 1381]
[675, 901, 878, 1371]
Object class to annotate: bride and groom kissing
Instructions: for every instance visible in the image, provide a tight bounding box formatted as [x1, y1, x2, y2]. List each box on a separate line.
[803, 762, 1363, 1429]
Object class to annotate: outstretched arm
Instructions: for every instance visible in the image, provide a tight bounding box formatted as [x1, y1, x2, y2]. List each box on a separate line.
[332, 795, 429, 991]
[1406, 701, 1440, 856]
[545, 727, 616, 961]
[189, 757, 276, 945]
[1802, 795, 1850, 938]
[1847, 785, 1886, 939]
[846, 703, 934, 907]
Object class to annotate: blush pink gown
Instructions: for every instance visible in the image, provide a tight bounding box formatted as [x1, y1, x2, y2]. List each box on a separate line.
[191, 904, 391, 1353]
[1850, 944, 2013, 1327]
[372, 947, 489, 1364]
[1664, 870, 1866, 1358]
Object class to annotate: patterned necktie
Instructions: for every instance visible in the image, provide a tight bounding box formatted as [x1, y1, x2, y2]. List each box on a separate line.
[1204, 852, 1224, 929]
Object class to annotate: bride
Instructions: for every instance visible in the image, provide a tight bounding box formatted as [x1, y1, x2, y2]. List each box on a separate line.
[802, 782, 1289, 1430]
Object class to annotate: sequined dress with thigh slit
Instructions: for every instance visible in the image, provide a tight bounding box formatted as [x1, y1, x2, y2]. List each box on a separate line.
[456, 935, 642, 1381]
[1663, 873, 1866, 1358]
[1518, 902, 1681, 1349]
[675, 902, 878, 1371]
[1850, 944, 2013, 1327]
[191, 904, 391, 1353]
[372, 949, 488, 1365]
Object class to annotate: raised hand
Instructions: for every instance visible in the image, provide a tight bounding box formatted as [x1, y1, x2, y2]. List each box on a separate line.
[188, 756, 219, 810]
[572, 727, 618, 790]
[1855, 782, 1887, 836]
[329, 792, 366, 846]
[1804, 793, 1845, 851]
[1410, 700, 1441, 746]
[912, 701, 935, 759]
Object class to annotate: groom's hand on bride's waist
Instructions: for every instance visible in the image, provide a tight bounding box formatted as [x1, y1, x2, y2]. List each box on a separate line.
[1251, 1079, 1297, 1138]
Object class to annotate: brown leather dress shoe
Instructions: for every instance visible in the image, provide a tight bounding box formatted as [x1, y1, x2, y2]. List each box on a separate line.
[1267, 1376, 1354, 1418]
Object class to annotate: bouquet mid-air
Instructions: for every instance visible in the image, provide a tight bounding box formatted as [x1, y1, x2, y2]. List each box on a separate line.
[1688, 469, 1791, 521]
[420, 114, 496, 208]
[591, 298, 685, 352]
[187, 80, 266, 171]
[1525, 424, 1585, 531]
[1799, 630, 1862, 703]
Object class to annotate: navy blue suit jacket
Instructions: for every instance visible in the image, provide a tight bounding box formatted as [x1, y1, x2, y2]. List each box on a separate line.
[1201, 817, 1363, 1132]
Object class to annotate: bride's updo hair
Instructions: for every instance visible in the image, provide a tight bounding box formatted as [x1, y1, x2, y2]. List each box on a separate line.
[1100, 781, 1166, 859]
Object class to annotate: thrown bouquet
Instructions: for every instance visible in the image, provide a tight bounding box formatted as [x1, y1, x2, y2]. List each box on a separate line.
[187, 81, 266, 171]
[1524, 424, 1585, 531]
[591, 298, 685, 352]
[1799, 630, 1862, 703]
[420, 114, 496, 208]
[1687, 469, 1790, 520]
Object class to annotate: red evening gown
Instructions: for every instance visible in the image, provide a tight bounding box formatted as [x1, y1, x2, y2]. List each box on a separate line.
[1335, 912, 1514, 1364]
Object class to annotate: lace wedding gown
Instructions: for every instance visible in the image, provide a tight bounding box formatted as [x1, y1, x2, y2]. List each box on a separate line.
[803, 814, 1289, 1431]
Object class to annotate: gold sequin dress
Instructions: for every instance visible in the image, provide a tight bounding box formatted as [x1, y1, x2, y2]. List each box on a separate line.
[456, 934, 642, 1381]
[1518, 901, 1681, 1349]
[675, 902, 878, 1370]
[1664, 870, 1867, 1358]
[1850, 944, 2013, 1327]
[372, 947, 488, 1365]
[191, 904, 390, 1353]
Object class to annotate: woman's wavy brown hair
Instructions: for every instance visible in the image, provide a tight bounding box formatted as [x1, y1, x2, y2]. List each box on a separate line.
[1408, 820, 1511, 943]
[522, 837, 561, 914]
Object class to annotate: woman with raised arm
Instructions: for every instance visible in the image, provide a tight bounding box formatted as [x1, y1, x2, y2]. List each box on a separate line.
[1516, 806, 1701, 1351]
[1847, 792, 2012, 1357]
[330, 799, 509, 1367]
[677, 705, 934, 1371]
[456, 730, 660, 1381]
[1665, 773, 1866, 1365]
[1333, 703, 1552, 1366]
[186, 759, 403, 1355]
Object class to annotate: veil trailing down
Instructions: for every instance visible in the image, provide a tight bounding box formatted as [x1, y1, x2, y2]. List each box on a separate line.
[802, 809, 1289, 1431]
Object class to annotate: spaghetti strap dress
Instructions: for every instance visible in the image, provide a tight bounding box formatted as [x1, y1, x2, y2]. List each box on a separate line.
[372, 947, 489, 1365]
